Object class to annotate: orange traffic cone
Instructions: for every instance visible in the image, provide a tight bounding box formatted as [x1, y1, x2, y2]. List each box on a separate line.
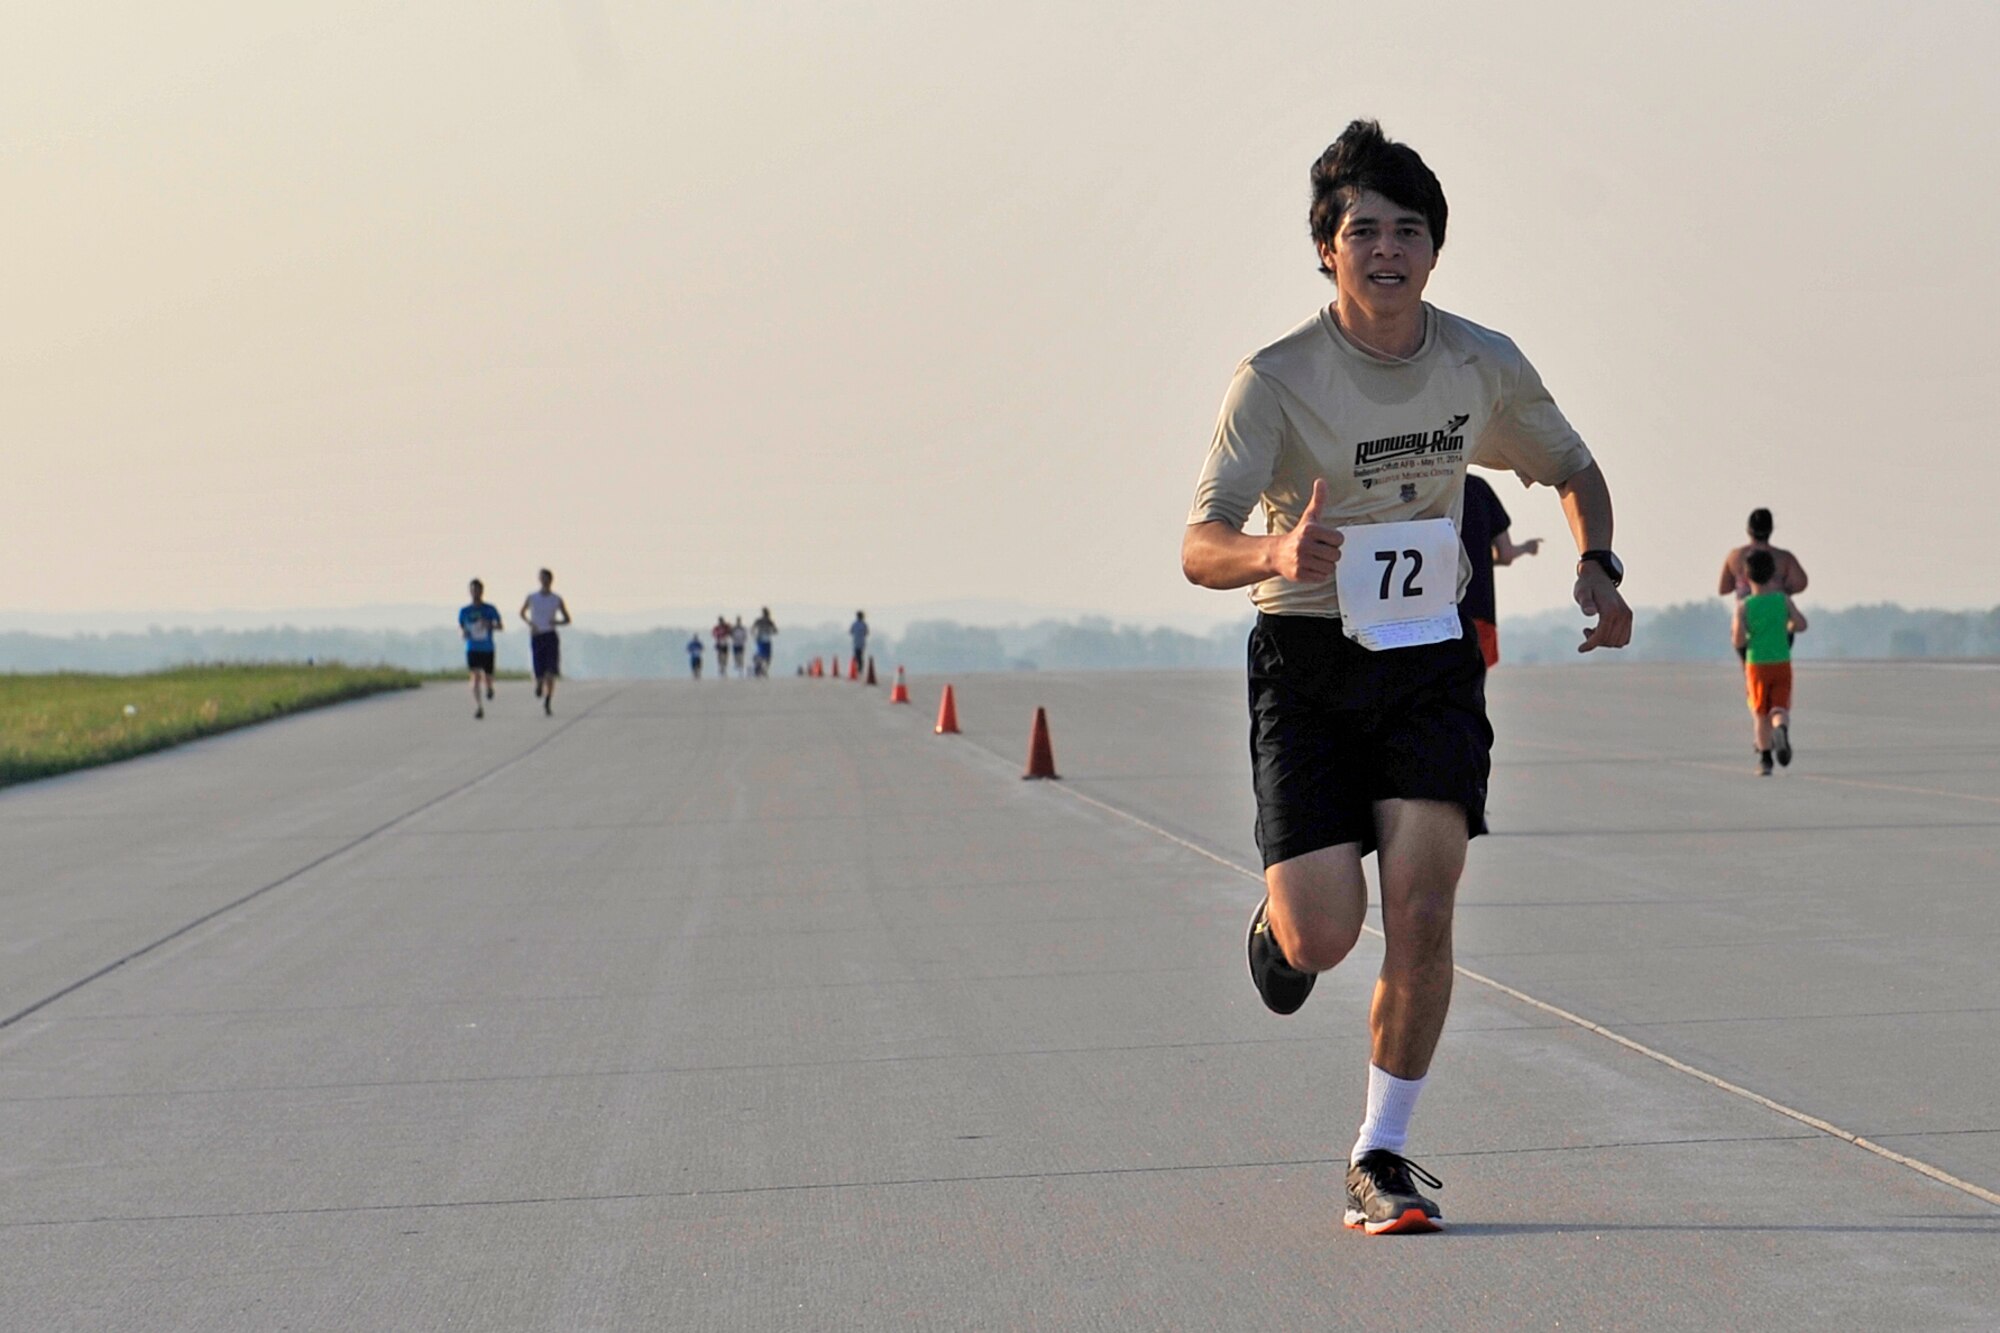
[1022, 707, 1059, 780]
[934, 684, 961, 735]
[889, 667, 910, 704]
[811, 657, 821, 677]
[849, 657, 860, 681]
[865, 656, 878, 686]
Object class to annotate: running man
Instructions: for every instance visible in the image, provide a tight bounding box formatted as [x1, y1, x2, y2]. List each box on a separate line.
[848, 610, 869, 677]
[711, 616, 733, 678]
[731, 616, 748, 678]
[1733, 548, 1808, 775]
[458, 578, 504, 719]
[1719, 508, 1808, 661]
[1460, 472, 1543, 668]
[1180, 120, 1631, 1235]
[520, 569, 571, 715]
[687, 631, 704, 679]
[751, 607, 779, 678]
[1718, 508, 1808, 600]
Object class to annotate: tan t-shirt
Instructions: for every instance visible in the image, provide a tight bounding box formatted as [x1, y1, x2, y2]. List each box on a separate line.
[1187, 304, 1594, 618]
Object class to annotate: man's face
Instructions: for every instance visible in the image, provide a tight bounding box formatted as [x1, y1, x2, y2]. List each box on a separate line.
[469, 582, 483, 601]
[539, 573, 553, 591]
[1316, 189, 1437, 319]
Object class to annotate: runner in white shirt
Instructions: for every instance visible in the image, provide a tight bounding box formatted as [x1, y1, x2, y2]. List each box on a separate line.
[1181, 119, 1631, 1235]
[519, 568, 571, 716]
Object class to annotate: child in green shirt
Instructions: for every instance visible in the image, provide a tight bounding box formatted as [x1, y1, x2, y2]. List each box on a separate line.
[1731, 549, 1809, 775]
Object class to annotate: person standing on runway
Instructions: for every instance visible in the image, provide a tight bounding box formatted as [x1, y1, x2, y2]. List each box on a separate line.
[1459, 473, 1543, 669]
[687, 631, 705, 679]
[848, 611, 870, 678]
[458, 579, 504, 719]
[731, 616, 749, 679]
[520, 569, 571, 716]
[1181, 119, 1631, 1235]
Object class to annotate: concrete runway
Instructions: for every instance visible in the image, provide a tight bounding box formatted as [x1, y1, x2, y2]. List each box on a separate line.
[3, 663, 1996, 1329]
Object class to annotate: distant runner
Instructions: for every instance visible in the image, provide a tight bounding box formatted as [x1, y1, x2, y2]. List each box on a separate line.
[1181, 120, 1630, 1235]
[1459, 473, 1543, 669]
[1718, 508, 1808, 600]
[848, 611, 869, 677]
[687, 632, 704, 679]
[1719, 508, 1808, 660]
[1733, 548, 1808, 775]
[731, 616, 748, 679]
[711, 616, 733, 678]
[458, 578, 504, 720]
[520, 569, 571, 716]
[751, 607, 779, 678]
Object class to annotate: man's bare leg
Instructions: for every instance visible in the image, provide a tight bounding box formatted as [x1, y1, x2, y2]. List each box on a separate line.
[1263, 842, 1369, 974]
[1368, 798, 1468, 1079]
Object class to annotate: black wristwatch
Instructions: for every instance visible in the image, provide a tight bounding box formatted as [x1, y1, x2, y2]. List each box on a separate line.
[1577, 549, 1624, 587]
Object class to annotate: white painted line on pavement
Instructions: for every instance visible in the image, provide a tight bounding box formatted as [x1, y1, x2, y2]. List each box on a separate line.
[1046, 781, 2000, 1211]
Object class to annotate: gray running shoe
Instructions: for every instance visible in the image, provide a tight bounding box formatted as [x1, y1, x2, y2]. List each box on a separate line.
[1344, 1150, 1444, 1234]
[1774, 724, 1792, 767]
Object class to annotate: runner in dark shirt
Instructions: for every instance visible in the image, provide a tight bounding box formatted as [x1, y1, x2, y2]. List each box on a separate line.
[1459, 473, 1542, 668]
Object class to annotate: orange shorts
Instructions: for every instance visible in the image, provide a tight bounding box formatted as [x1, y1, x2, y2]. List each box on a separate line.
[1473, 618, 1499, 669]
[1745, 662, 1792, 715]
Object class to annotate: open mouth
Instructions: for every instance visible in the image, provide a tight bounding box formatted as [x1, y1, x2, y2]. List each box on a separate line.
[1368, 272, 1406, 286]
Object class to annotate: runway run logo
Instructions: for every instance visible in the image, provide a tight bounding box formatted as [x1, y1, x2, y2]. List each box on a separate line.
[1353, 414, 1470, 468]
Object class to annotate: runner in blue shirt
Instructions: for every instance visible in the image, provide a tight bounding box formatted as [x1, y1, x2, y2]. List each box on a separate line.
[751, 607, 779, 678]
[458, 579, 505, 719]
[687, 632, 705, 679]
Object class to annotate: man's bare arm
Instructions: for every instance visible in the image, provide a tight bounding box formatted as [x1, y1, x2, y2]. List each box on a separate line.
[1491, 531, 1541, 567]
[1783, 550, 1809, 595]
[1718, 552, 1741, 597]
[1181, 479, 1341, 589]
[1557, 461, 1632, 652]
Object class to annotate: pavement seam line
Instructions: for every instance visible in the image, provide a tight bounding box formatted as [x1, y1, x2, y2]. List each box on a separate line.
[1041, 780, 2000, 1211]
[0, 1133, 1844, 1230]
[0, 686, 629, 1034]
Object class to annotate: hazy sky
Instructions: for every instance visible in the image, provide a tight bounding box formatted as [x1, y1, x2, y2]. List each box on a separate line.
[9, 1, 1998, 626]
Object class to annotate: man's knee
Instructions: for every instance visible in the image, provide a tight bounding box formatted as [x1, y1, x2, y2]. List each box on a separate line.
[1266, 844, 1369, 973]
[1379, 884, 1455, 972]
[1279, 914, 1363, 974]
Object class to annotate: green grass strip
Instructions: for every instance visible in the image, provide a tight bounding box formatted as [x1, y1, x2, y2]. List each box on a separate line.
[0, 663, 421, 788]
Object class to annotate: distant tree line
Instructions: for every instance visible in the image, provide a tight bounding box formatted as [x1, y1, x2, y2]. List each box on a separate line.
[1503, 602, 2000, 665]
[4, 604, 1996, 677]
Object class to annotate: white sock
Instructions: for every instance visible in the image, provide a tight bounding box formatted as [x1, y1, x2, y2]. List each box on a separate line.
[1351, 1064, 1427, 1163]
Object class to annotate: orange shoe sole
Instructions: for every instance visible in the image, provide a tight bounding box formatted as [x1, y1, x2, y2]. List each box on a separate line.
[1345, 1207, 1444, 1235]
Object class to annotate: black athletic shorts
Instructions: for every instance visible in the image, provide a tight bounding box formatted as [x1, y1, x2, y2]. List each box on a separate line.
[531, 631, 560, 679]
[1247, 610, 1491, 868]
[466, 649, 496, 674]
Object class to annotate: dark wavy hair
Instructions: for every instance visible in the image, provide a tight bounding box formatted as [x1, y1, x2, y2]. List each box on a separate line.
[1309, 120, 1448, 279]
[1748, 508, 1774, 539]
